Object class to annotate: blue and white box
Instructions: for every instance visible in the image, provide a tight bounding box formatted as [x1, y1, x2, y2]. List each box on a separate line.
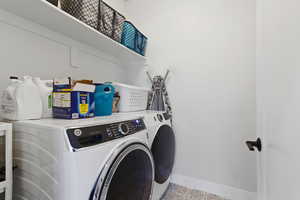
[52, 78, 95, 119]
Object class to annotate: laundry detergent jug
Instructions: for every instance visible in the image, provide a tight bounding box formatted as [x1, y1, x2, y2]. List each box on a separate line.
[0, 76, 42, 120]
[95, 83, 115, 116]
[33, 77, 53, 118]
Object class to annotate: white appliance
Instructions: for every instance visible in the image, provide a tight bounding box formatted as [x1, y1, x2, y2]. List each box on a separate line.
[13, 113, 155, 200]
[144, 111, 175, 200]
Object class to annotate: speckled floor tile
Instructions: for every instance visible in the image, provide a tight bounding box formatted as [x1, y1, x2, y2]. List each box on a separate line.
[162, 184, 229, 200]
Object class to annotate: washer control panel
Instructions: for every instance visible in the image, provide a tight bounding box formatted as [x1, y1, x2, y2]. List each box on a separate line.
[67, 118, 146, 150]
[163, 112, 172, 121]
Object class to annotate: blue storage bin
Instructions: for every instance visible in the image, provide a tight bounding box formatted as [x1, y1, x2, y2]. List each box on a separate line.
[121, 21, 148, 56]
[94, 83, 115, 116]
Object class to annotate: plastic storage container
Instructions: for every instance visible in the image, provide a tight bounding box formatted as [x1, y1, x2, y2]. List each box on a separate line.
[113, 83, 149, 112]
[121, 21, 148, 56]
[60, 0, 125, 42]
[94, 83, 114, 116]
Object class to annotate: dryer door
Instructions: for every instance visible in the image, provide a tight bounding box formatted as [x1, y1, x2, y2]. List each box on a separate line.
[151, 125, 175, 184]
[91, 143, 154, 200]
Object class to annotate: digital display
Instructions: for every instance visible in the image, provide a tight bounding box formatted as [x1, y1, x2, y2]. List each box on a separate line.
[78, 135, 103, 147]
[88, 130, 105, 136]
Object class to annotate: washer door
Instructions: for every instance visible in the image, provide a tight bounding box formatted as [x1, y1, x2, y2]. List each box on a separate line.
[91, 143, 154, 200]
[152, 125, 175, 184]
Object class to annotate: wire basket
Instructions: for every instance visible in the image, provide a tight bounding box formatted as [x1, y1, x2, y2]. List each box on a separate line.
[47, 0, 59, 6]
[99, 1, 125, 42]
[60, 0, 125, 42]
[61, 0, 99, 29]
[121, 21, 148, 56]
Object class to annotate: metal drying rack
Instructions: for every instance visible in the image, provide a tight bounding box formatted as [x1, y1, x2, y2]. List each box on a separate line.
[147, 70, 172, 120]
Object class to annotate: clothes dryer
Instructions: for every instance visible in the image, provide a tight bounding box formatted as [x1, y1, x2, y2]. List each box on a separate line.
[144, 111, 175, 200]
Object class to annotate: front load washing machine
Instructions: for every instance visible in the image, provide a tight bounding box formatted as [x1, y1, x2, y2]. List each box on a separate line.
[13, 113, 154, 200]
[144, 111, 176, 200]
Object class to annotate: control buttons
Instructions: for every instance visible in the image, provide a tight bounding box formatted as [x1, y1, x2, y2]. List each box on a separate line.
[67, 118, 146, 150]
[106, 128, 113, 137]
[157, 114, 164, 122]
[119, 123, 130, 135]
[163, 112, 171, 120]
[74, 129, 82, 137]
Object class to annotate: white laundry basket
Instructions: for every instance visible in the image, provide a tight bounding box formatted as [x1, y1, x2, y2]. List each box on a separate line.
[113, 83, 150, 112]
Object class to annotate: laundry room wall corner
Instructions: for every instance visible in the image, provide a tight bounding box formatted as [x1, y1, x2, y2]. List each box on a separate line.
[125, 0, 257, 198]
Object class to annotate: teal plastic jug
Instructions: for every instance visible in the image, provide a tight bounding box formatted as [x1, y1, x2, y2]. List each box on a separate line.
[94, 83, 115, 116]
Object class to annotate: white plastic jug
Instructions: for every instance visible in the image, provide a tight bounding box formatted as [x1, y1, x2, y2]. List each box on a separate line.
[0, 76, 43, 120]
[33, 78, 53, 118]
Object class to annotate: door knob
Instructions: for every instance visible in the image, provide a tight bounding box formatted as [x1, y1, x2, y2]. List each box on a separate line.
[246, 138, 262, 152]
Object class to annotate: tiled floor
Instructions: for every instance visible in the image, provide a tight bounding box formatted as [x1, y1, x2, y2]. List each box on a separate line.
[162, 184, 228, 200]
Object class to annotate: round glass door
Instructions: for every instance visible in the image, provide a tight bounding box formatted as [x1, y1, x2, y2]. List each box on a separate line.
[93, 144, 154, 200]
[151, 125, 175, 184]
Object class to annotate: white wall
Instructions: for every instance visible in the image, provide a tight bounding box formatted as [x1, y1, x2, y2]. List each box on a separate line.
[105, 0, 126, 15]
[0, 0, 257, 199]
[0, 0, 131, 93]
[125, 0, 257, 198]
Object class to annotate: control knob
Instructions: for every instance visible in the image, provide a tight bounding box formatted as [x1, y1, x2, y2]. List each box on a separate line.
[119, 123, 130, 135]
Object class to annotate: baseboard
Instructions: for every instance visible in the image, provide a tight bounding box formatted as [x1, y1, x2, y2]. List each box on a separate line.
[171, 174, 257, 200]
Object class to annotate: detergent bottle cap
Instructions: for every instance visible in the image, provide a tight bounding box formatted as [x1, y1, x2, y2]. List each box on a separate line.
[23, 75, 33, 82]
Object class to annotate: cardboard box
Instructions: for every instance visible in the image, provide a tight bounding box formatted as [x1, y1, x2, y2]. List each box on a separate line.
[52, 78, 95, 119]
